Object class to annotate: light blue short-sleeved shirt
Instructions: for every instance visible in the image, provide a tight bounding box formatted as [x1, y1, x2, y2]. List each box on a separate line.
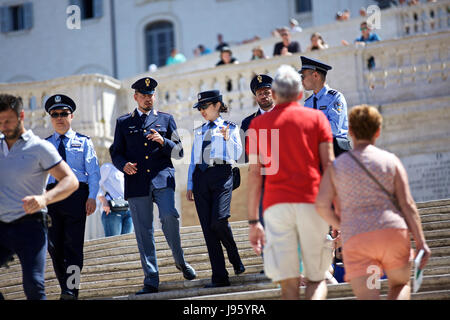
[46, 128, 100, 199]
[187, 116, 242, 190]
[0, 130, 62, 223]
[304, 84, 348, 138]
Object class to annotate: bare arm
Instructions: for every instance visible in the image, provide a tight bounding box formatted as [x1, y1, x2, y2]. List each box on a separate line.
[247, 154, 265, 255]
[22, 161, 78, 214]
[394, 159, 431, 269]
[315, 165, 341, 230]
[319, 141, 334, 173]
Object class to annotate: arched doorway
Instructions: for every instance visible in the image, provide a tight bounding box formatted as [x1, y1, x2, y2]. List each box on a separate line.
[145, 21, 174, 69]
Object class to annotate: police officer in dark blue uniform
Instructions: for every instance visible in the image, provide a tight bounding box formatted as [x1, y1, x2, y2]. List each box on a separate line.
[110, 77, 196, 295]
[299, 56, 352, 156]
[240, 75, 274, 272]
[240, 74, 275, 162]
[45, 94, 101, 300]
[186, 90, 245, 288]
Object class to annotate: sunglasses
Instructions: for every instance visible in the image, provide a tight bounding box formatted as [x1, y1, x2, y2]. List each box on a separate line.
[50, 111, 71, 118]
[198, 102, 213, 110]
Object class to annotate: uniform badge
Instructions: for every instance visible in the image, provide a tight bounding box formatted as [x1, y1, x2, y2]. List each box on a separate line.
[257, 75, 262, 83]
[198, 93, 202, 100]
[55, 96, 61, 103]
[145, 78, 151, 87]
[334, 102, 343, 113]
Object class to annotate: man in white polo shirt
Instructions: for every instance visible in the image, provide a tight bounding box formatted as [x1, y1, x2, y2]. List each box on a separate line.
[0, 94, 78, 300]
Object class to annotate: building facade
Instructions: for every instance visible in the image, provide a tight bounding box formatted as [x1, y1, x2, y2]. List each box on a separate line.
[0, 0, 375, 83]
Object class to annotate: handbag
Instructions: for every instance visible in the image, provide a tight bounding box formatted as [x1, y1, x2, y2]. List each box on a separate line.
[347, 151, 401, 211]
[106, 192, 129, 212]
[232, 166, 241, 190]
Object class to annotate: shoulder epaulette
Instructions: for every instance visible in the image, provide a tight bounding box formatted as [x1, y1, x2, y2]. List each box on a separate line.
[75, 132, 90, 139]
[45, 135, 52, 140]
[327, 89, 338, 96]
[224, 120, 237, 127]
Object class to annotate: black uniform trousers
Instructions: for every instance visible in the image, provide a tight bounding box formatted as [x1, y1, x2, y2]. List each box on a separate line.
[192, 164, 244, 284]
[46, 183, 89, 298]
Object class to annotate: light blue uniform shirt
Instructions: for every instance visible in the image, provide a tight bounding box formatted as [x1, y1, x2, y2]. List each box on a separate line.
[0, 130, 61, 223]
[46, 128, 100, 199]
[304, 84, 349, 138]
[187, 116, 242, 190]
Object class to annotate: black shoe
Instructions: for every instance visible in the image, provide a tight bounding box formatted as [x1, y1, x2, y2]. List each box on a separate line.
[259, 269, 265, 274]
[234, 264, 245, 275]
[176, 263, 196, 280]
[60, 290, 77, 300]
[136, 285, 158, 295]
[204, 281, 230, 288]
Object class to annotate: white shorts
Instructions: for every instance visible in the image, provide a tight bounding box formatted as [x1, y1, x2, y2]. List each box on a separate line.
[263, 203, 333, 283]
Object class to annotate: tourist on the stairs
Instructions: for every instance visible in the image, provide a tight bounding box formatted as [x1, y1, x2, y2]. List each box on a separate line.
[247, 65, 334, 300]
[44, 94, 101, 300]
[110, 77, 196, 296]
[0, 94, 78, 300]
[186, 89, 245, 288]
[315, 104, 431, 300]
[98, 158, 133, 237]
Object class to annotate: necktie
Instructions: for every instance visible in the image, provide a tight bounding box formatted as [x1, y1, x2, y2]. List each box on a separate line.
[313, 97, 318, 110]
[58, 135, 66, 161]
[141, 113, 147, 124]
[199, 122, 214, 172]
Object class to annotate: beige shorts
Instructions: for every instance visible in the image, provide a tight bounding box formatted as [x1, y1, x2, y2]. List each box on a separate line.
[263, 203, 333, 283]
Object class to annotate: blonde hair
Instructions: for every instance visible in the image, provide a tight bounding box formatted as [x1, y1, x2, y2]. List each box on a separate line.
[349, 104, 382, 140]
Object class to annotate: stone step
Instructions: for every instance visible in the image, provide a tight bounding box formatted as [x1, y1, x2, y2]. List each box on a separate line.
[2, 262, 267, 301]
[422, 220, 450, 231]
[0, 246, 261, 287]
[417, 200, 450, 209]
[6, 218, 449, 270]
[0, 234, 258, 280]
[177, 273, 450, 300]
[2, 200, 450, 300]
[3, 229, 449, 287]
[421, 213, 450, 224]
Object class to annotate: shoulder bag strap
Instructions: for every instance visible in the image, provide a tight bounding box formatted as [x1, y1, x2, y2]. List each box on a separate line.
[347, 151, 400, 211]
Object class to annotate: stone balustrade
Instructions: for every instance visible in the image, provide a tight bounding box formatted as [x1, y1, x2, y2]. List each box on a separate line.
[132, 0, 449, 81]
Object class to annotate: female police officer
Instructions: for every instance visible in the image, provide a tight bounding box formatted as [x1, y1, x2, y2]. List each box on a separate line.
[186, 90, 245, 288]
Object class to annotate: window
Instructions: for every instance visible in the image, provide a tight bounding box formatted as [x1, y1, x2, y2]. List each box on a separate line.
[0, 3, 33, 33]
[145, 21, 174, 68]
[69, 0, 103, 20]
[295, 0, 312, 13]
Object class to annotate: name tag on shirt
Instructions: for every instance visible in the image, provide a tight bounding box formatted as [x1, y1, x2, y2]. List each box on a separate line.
[71, 142, 82, 148]
[319, 105, 327, 110]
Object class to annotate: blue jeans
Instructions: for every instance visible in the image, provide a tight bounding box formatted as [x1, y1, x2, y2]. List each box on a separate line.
[101, 209, 133, 237]
[128, 186, 186, 288]
[0, 218, 48, 300]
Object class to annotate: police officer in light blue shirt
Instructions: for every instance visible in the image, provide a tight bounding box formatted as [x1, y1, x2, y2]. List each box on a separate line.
[300, 56, 351, 156]
[186, 90, 245, 288]
[44, 94, 100, 300]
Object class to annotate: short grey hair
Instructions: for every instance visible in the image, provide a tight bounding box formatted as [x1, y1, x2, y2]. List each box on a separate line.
[272, 65, 302, 101]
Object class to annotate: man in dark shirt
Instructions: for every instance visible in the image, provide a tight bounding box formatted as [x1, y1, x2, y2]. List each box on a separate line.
[273, 27, 301, 56]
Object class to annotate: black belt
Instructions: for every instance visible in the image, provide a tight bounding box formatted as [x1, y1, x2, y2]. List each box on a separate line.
[196, 162, 231, 170]
[0, 211, 51, 227]
[46, 182, 89, 191]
